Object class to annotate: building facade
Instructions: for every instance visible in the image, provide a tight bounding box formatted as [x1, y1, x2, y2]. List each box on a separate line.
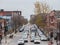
[0, 9, 21, 30]
[46, 10, 57, 33]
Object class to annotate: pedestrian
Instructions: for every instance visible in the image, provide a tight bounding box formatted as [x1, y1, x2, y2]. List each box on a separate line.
[48, 41, 53, 45]
[56, 32, 60, 45]
[49, 31, 53, 44]
[4, 25, 8, 36]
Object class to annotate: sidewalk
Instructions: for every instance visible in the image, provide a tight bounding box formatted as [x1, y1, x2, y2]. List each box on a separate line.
[53, 40, 56, 45]
[2, 38, 12, 45]
[2, 33, 18, 45]
[47, 40, 56, 45]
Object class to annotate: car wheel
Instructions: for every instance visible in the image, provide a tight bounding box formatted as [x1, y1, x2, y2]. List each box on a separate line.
[30, 40, 34, 42]
[24, 40, 28, 42]
[34, 42, 40, 44]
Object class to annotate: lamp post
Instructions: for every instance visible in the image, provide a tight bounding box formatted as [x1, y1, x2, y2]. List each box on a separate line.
[4, 23, 8, 44]
[57, 21, 60, 45]
[4, 17, 8, 44]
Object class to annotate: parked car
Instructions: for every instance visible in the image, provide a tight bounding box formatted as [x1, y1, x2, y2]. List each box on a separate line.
[23, 33, 28, 42]
[31, 27, 37, 32]
[19, 25, 25, 32]
[30, 33, 35, 42]
[37, 29, 43, 35]
[40, 34, 48, 41]
[37, 29, 49, 41]
[16, 26, 22, 32]
[19, 28, 24, 32]
[30, 36, 35, 42]
[34, 36, 40, 44]
[23, 30, 29, 35]
[18, 38, 24, 45]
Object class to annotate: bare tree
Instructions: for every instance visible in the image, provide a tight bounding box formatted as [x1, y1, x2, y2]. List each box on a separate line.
[30, 1, 51, 29]
[34, 1, 51, 15]
[11, 13, 18, 33]
[11, 13, 28, 33]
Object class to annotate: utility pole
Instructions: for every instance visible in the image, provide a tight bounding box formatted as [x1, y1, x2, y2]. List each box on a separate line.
[57, 22, 60, 45]
[4, 21, 8, 44]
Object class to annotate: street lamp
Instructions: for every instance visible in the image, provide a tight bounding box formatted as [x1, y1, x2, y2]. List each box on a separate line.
[4, 17, 8, 44]
[57, 22, 60, 45]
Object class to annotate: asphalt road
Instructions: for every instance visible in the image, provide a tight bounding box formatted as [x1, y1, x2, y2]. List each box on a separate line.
[6, 32, 49, 45]
[2, 24, 56, 45]
[2, 32, 56, 45]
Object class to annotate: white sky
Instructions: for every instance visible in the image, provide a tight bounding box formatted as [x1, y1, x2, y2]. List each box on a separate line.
[0, 0, 60, 20]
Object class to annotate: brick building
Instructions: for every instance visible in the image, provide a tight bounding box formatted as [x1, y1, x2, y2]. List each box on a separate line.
[46, 10, 57, 33]
[0, 18, 5, 28]
[0, 9, 21, 30]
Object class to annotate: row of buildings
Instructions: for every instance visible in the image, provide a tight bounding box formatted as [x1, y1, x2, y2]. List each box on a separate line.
[0, 9, 22, 31]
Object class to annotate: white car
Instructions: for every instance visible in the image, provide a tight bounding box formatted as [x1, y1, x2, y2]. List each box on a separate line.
[37, 29, 43, 35]
[30, 33, 35, 42]
[18, 39, 24, 45]
[30, 36, 35, 42]
[23, 30, 29, 35]
[19, 25, 25, 32]
[20, 27, 24, 32]
[23, 33, 28, 42]
[34, 37, 40, 44]
[40, 34, 48, 41]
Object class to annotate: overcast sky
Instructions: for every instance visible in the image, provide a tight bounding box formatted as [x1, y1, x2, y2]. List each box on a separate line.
[0, 0, 60, 20]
